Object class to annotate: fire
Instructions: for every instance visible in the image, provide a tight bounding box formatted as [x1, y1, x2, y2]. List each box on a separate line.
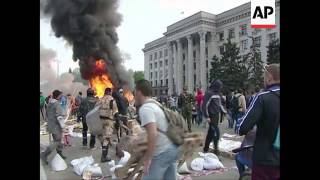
[89, 60, 113, 98]
[123, 90, 134, 103]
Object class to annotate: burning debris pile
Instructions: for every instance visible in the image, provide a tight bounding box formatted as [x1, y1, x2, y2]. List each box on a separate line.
[41, 0, 133, 97]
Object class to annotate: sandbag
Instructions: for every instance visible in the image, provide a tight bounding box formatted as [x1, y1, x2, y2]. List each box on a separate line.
[190, 158, 204, 171]
[203, 154, 224, 170]
[71, 156, 94, 176]
[118, 151, 131, 166]
[86, 105, 103, 135]
[51, 154, 67, 171]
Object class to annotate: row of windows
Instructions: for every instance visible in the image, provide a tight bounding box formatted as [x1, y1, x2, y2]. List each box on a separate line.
[149, 49, 168, 61]
[150, 59, 168, 69]
[218, 12, 250, 26]
[218, 24, 248, 41]
[150, 79, 169, 87]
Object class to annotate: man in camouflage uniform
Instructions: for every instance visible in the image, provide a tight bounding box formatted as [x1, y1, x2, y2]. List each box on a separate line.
[95, 88, 118, 162]
[178, 87, 194, 132]
[79, 88, 98, 149]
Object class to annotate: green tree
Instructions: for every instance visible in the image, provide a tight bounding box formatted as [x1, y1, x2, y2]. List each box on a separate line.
[133, 71, 144, 82]
[266, 39, 280, 64]
[210, 39, 248, 91]
[245, 37, 264, 89]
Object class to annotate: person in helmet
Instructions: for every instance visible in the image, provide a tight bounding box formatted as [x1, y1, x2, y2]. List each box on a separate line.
[95, 87, 118, 162]
[79, 88, 98, 149]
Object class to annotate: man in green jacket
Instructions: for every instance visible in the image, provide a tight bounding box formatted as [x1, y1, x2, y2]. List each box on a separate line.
[40, 92, 45, 120]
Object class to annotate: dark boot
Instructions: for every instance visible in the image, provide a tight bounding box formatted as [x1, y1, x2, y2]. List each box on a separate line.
[57, 150, 67, 159]
[82, 131, 88, 146]
[100, 146, 111, 163]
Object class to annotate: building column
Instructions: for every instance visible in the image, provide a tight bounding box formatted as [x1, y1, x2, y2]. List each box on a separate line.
[187, 35, 193, 93]
[167, 42, 173, 95]
[176, 39, 183, 94]
[173, 42, 177, 94]
[199, 31, 207, 90]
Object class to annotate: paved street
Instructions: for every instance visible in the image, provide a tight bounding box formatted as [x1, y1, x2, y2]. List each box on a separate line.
[41, 118, 241, 180]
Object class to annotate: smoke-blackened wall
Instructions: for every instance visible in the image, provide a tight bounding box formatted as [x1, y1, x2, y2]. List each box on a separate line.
[41, 0, 131, 88]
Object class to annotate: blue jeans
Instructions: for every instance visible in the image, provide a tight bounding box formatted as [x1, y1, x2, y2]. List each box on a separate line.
[227, 109, 233, 128]
[233, 112, 245, 131]
[196, 108, 202, 126]
[235, 153, 252, 177]
[142, 144, 179, 180]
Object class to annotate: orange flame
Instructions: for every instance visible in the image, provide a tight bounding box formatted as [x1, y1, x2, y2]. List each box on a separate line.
[89, 60, 113, 98]
[123, 90, 134, 103]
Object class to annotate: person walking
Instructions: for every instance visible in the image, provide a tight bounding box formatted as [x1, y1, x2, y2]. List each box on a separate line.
[202, 80, 226, 155]
[195, 89, 204, 126]
[40, 92, 46, 120]
[41, 90, 67, 164]
[135, 80, 179, 180]
[75, 92, 83, 123]
[178, 87, 194, 132]
[79, 88, 98, 149]
[236, 64, 280, 180]
[95, 88, 118, 162]
[231, 89, 246, 129]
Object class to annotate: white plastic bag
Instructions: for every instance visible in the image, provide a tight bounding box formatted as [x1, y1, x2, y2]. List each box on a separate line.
[190, 158, 204, 171]
[110, 165, 123, 179]
[118, 151, 131, 166]
[86, 105, 103, 135]
[51, 154, 67, 171]
[82, 164, 102, 179]
[71, 156, 94, 176]
[178, 162, 191, 174]
[203, 154, 224, 170]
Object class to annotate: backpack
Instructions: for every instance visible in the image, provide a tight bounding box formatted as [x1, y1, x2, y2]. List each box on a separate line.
[269, 90, 280, 150]
[146, 100, 188, 146]
[99, 96, 114, 118]
[231, 95, 241, 114]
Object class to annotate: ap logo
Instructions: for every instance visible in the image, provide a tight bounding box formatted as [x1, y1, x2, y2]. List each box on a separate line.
[251, 0, 276, 28]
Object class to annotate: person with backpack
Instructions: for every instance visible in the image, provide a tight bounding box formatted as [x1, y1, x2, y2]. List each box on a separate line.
[95, 87, 118, 162]
[112, 89, 129, 141]
[75, 91, 83, 123]
[135, 80, 185, 180]
[202, 79, 226, 155]
[236, 64, 280, 180]
[78, 88, 98, 150]
[231, 89, 246, 129]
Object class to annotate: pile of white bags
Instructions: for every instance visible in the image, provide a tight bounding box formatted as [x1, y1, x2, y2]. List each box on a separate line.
[190, 153, 224, 171]
[70, 156, 95, 176]
[178, 162, 191, 174]
[51, 154, 68, 171]
[109, 151, 131, 179]
[82, 164, 103, 179]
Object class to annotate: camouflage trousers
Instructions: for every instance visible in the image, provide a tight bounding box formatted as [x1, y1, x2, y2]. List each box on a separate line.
[181, 108, 192, 132]
[98, 118, 114, 146]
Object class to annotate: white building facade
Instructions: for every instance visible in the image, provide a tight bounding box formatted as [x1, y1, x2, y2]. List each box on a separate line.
[142, 1, 280, 96]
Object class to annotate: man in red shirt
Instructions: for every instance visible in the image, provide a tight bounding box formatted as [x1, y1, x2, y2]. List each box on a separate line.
[195, 88, 204, 126]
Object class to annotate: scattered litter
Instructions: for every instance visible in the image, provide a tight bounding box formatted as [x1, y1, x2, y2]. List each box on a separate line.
[191, 153, 224, 172]
[71, 156, 95, 176]
[210, 138, 241, 152]
[82, 164, 103, 180]
[51, 154, 67, 172]
[118, 151, 131, 166]
[178, 162, 191, 174]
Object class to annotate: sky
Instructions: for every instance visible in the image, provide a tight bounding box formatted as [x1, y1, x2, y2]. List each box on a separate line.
[40, 0, 249, 75]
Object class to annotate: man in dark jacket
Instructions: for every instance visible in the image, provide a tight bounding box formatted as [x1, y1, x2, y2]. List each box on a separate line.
[202, 80, 226, 155]
[236, 64, 280, 180]
[178, 87, 194, 132]
[41, 90, 66, 164]
[79, 88, 98, 149]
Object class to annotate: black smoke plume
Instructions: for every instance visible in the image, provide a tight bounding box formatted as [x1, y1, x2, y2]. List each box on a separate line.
[41, 0, 130, 88]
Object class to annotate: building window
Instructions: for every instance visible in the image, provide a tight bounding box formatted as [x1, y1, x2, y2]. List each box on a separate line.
[154, 52, 157, 59]
[205, 47, 208, 58]
[193, 51, 196, 59]
[160, 70, 163, 78]
[228, 28, 235, 39]
[183, 64, 185, 72]
[183, 76, 185, 85]
[155, 71, 158, 78]
[219, 46, 224, 54]
[193, 39, 196, 46]
[193, 62, 196, 70]
[268, 33, 277, 42]
[206, 60, 208, 68]
[155, 80, 157, 86]
[240, 39, 248, 52]
[160, 61, 163, 67]
[182, 53, 185, 61]
[150, 63, 152, 69]
[239, 24, 247, 36]
[159, 51, 163, 58]
[164, 49, 168, 57]
[150, 72, 153, 79]
[166, 79, 168, 86]
[160, 80, 163, 86]
[151, 81, 153, 87]
[194, 74, 196, 86]
[165, 59, 168, 66]
[253, 36, 261, 47]
[155, 62, 157, 68]
[219, 32, 224, 41]
[149, 54, 152, 61]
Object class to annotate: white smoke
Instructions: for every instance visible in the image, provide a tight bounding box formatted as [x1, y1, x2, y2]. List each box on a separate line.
[40, 44, 89, 96]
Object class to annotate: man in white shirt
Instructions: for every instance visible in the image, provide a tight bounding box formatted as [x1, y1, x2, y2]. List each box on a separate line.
[135, 80, 179, 180]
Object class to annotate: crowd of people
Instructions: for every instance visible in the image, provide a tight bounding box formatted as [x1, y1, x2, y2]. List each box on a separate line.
[40, 63, 280, 180]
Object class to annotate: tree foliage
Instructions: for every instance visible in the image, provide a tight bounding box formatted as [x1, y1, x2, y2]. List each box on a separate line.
[133, 70, 144, 83]
[267, 39, 280, 64]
